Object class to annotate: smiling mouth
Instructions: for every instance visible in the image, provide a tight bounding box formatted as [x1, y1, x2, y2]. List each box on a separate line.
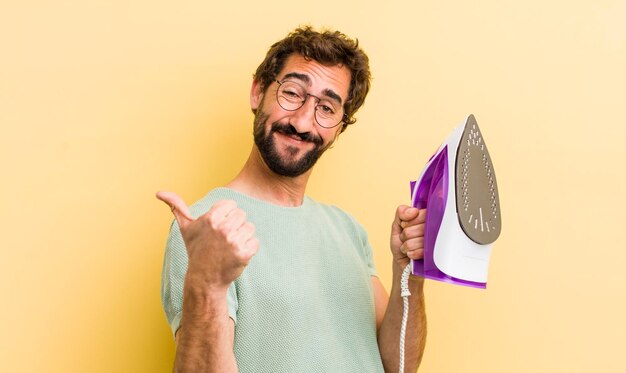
[273, 132, 316, 153]
[270, 122, 322, 146]
[274, 128, 307, 142]
[274, 132, 313, 152]
[282, 132, 307, 142]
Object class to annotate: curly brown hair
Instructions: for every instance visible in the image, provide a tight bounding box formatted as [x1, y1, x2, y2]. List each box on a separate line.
[253, 26, 371, 133]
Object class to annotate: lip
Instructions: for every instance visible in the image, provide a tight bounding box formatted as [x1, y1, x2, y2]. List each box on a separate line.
[274, 131, 310, 146]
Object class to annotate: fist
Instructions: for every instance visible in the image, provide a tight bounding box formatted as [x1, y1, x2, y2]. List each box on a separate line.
[390, 205, 426, 268]
[157, 191, 260, 289]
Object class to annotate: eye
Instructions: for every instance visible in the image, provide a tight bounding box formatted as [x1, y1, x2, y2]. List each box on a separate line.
[280, 82, 305, 102]
[317, 102, 336, 116]
[283, 89, 301, 99]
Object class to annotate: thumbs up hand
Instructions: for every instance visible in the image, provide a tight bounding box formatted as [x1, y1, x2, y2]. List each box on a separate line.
[157, 191, 260, 289]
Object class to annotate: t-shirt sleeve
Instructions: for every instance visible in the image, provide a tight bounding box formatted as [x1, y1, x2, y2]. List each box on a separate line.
[160, 219, 239, 338]
[330, 205, 379, 278]
[356, 221, 378, 277]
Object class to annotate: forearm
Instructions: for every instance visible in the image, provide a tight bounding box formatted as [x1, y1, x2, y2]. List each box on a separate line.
[378, 262, 427, 373]
[173, 275, 237, 373]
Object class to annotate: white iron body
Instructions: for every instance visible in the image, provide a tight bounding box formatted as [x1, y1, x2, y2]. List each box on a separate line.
[410, 115, 500, 288]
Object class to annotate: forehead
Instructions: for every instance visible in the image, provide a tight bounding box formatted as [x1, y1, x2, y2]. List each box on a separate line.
[277, 54, 351, 101]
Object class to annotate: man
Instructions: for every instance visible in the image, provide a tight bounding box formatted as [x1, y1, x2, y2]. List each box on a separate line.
[158, 26, 427, 372]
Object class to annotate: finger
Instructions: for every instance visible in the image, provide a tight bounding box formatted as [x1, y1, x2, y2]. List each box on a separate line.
[230, 223, 259, 263]
[400, 237, 424, 254]
[235, 222, 257, 246]
[242, 236, 260, 261]
[407, 248, 424, 260]
[393, 205, 415, 234]
[399, 223, 425, 242]
[156, 191, 194, 227]
[398, 206, 420, 229]
[221, 208, 247, 232]
[399, 206, 420, 221]
[401, 208, 427, 228]
[204, 199, 238, 225]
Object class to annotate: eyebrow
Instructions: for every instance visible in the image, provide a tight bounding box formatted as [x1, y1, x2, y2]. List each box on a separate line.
[281, 72, 344, 105]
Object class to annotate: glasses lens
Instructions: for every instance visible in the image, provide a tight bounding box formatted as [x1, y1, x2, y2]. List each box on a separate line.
[276, 81, 344, 128]
[277, 82, 306, 111]
[315, 103, 342, 128]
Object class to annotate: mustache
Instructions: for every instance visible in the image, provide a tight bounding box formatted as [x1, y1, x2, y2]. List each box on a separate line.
[271, 122, 323, 146]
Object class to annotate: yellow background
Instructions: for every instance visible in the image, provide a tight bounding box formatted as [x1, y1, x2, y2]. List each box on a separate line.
[2, 0, 625, 372]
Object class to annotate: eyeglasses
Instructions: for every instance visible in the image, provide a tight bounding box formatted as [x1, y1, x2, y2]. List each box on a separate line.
[275, 80, 346, 128]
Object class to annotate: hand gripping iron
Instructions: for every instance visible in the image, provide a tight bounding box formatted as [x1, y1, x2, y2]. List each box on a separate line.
[410, 114, 501, 288]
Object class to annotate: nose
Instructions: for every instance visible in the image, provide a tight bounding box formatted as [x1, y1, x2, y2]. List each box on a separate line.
[289, 95, 318, 134]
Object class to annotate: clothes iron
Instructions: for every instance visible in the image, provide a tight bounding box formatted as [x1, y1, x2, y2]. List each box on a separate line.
[410, 114, 501, 288]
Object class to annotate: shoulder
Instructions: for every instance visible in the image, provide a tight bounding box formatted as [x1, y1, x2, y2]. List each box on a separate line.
[306, 197, 367, 234]
[187, 189, 220, 218]
[187, 188, 244, 218]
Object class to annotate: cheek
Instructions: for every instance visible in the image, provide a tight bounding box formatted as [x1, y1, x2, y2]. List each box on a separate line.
[320, 128, 340, 147]
[261, 101, 289, 123]
[328, 127, 342, 141]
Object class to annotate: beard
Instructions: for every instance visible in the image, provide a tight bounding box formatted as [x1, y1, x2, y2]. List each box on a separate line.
[253, 110, 331, 177]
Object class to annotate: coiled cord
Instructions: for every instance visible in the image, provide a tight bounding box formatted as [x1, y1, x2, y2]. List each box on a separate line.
[399, 263, 412, 373]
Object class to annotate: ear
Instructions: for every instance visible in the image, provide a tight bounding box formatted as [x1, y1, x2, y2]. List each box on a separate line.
[250, 79, 264, 111]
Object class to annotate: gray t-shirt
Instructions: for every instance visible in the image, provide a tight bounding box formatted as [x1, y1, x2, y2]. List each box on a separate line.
[161, 188, 384, 372]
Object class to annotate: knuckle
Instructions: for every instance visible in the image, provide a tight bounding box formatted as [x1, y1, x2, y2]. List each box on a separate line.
[224, 231, 239, 246]
[245, 222, 256, 234]
[204, 212, 220, 228]
[245, 239, 260, 257]
[214, 221, 225, 232]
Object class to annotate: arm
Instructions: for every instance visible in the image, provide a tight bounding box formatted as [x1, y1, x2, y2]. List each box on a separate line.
[157, 191, 259, 372]
[375, 206, 428, 372]
[173, 277, 236, 372]
[374, 266, 426, 372]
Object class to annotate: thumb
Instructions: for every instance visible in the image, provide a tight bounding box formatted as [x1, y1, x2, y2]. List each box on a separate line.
[392, 205, 412, 235]
[156, 191, 194, 228]
[395, 205, 420, 231]
[399, 205, 420, 223]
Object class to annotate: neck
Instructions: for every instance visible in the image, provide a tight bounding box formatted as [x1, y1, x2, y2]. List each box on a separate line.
[226, 147, 311, 207]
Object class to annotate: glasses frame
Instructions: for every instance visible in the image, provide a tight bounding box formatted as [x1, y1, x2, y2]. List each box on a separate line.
[274, 80, 346, 129]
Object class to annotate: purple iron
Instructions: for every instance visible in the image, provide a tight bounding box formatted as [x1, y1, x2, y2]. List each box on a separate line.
[410, 114, 501, 288]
